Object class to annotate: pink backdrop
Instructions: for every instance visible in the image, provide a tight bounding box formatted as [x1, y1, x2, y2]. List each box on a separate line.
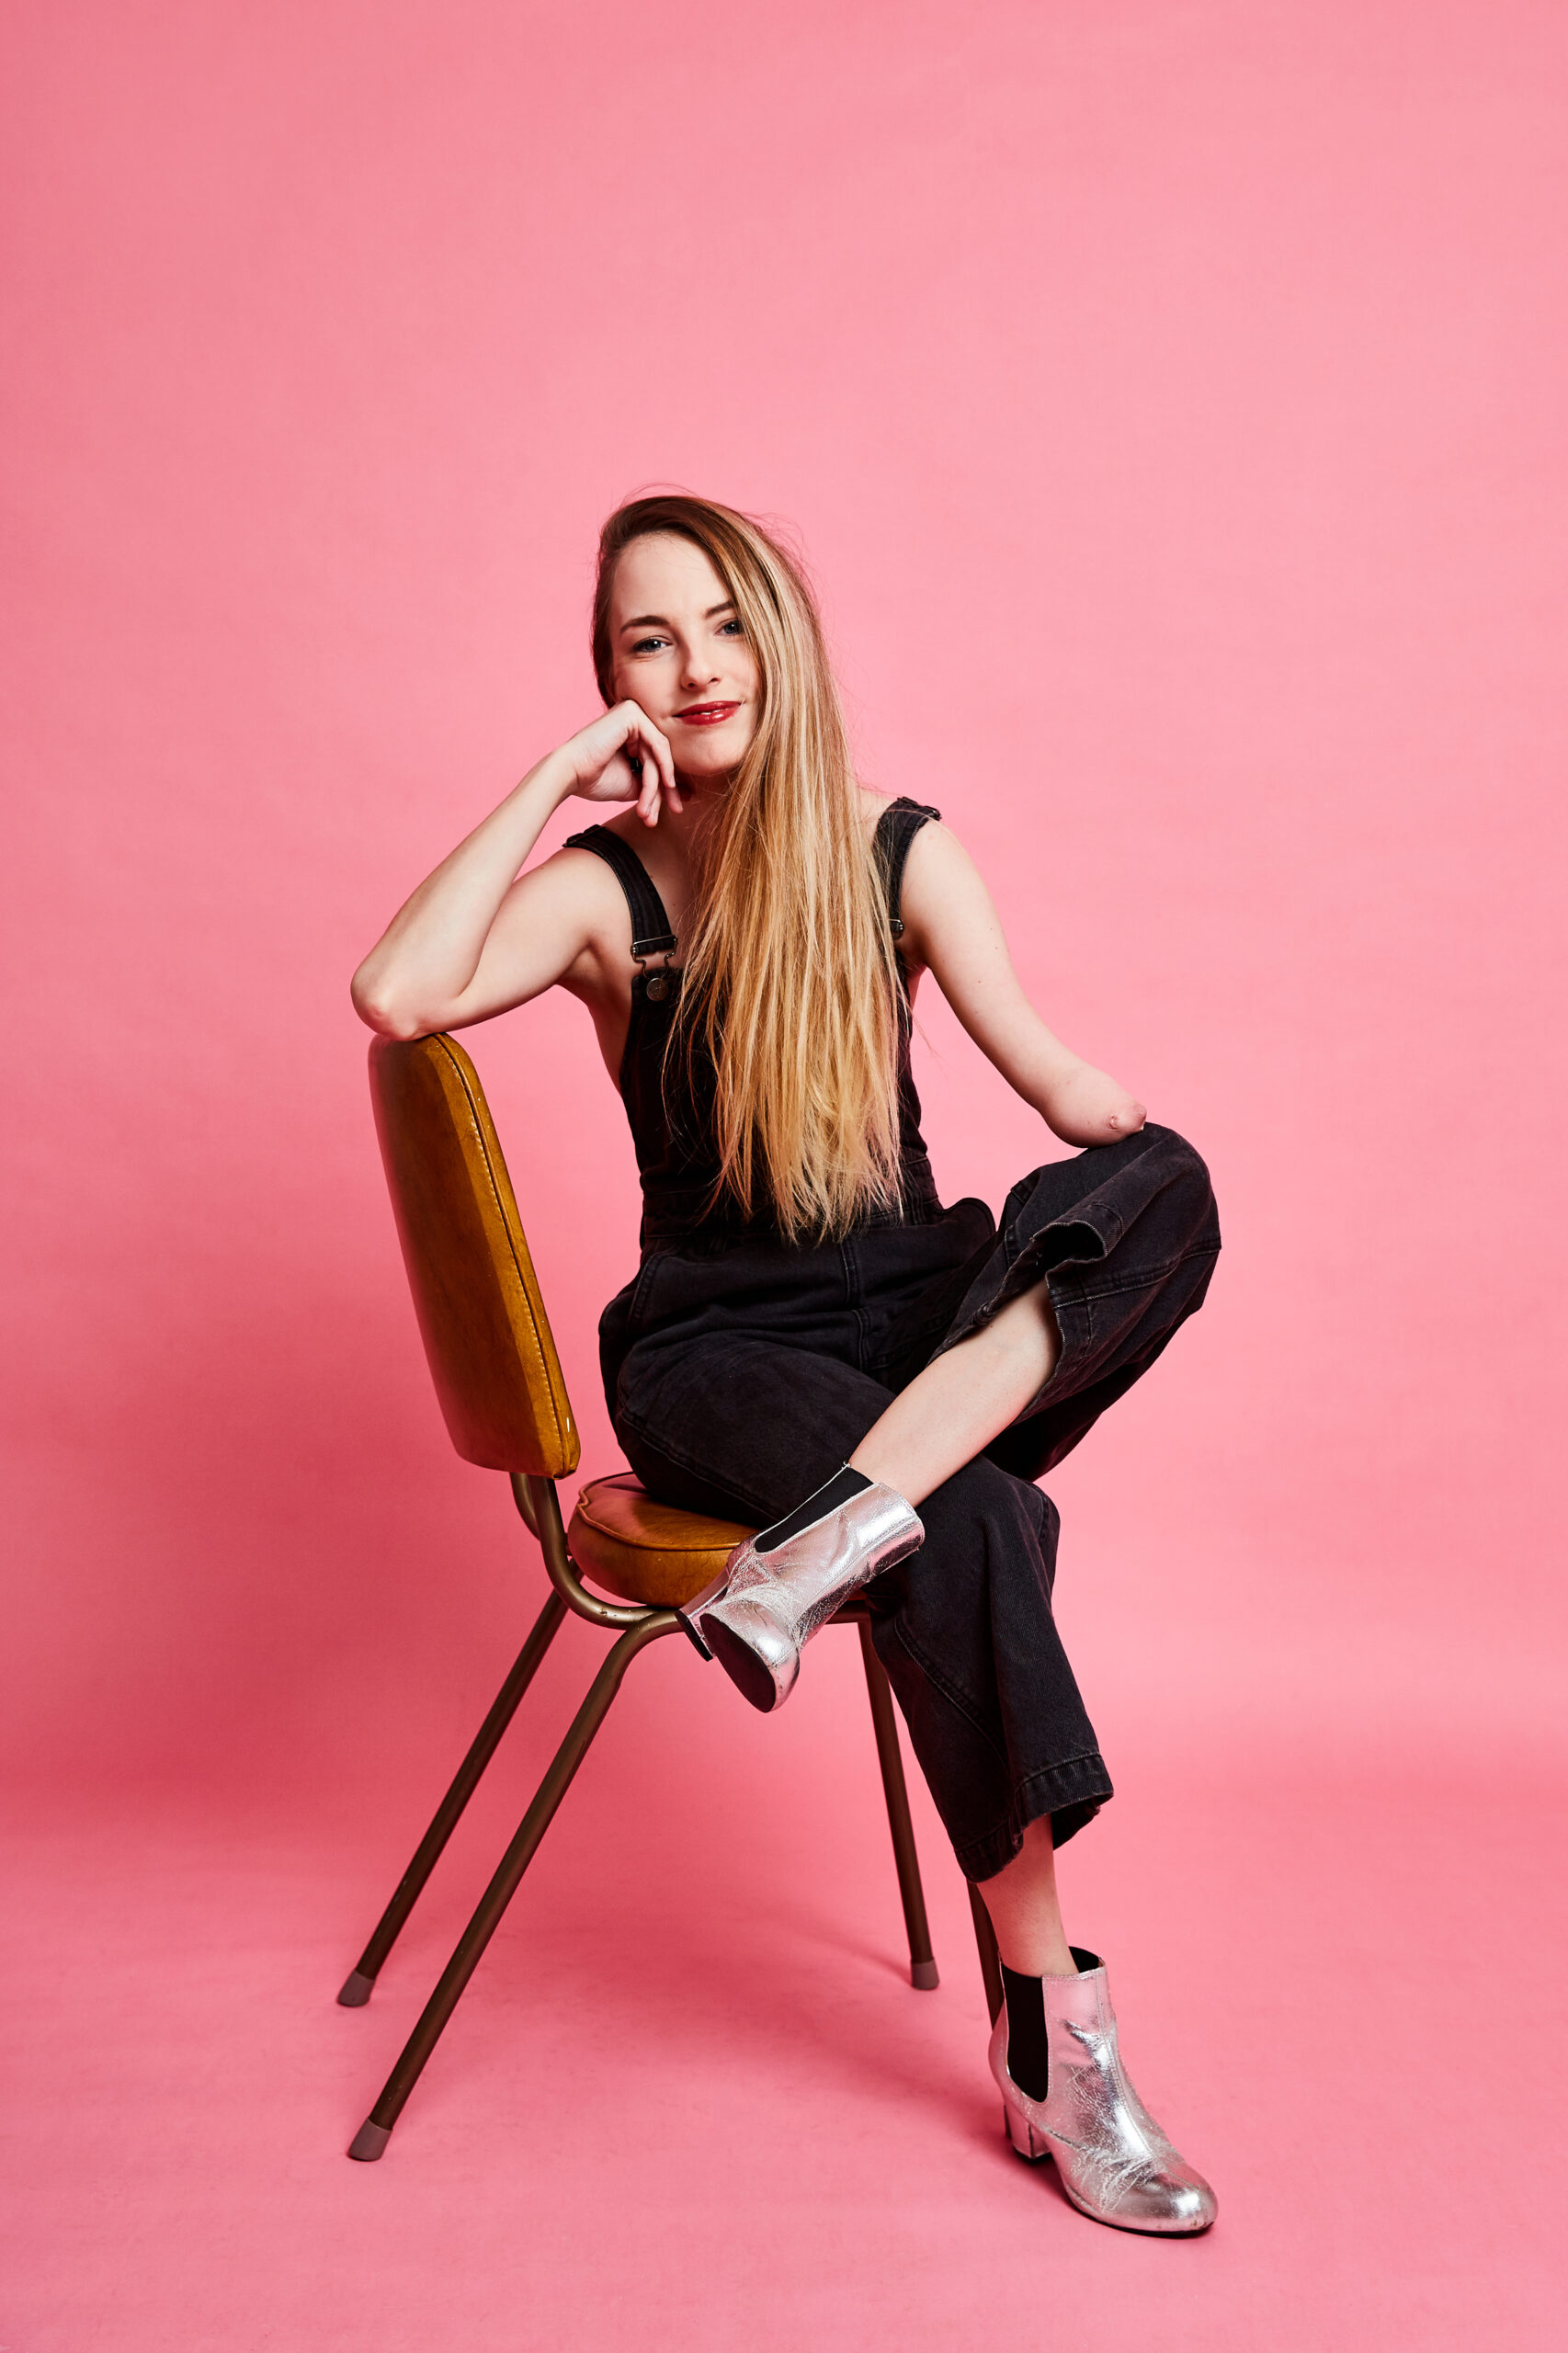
[4, 4, 1564, 2347]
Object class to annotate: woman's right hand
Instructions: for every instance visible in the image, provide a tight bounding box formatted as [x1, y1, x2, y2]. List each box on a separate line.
[554, 701, 684, 827]
[352, 704, 682, 1040]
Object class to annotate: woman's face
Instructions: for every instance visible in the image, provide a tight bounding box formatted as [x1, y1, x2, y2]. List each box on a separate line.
[608, 532, 759, 785]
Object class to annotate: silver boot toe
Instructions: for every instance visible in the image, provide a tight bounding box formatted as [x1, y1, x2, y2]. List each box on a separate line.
[682, 1477, 924, 1712]
[989, 1949, 1217, 2236]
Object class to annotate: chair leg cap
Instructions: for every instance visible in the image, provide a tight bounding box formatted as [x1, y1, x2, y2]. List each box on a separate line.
[347, 2120, 392, 2162]
[911, 1959, 940, 1991]
[336, 1970, 376, 2007]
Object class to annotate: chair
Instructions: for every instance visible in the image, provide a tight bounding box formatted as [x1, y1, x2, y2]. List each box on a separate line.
[339, 1031, 1005, 2160]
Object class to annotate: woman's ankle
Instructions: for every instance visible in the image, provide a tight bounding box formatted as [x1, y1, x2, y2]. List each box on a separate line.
[996, 1932, 1077, 1978]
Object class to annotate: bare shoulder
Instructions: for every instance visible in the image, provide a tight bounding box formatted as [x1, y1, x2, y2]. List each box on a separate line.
[856, 785, 956, 843]
[532, 832, 618, 892]
[896, 814, 1006, 975]
[899, 809, 981, 898]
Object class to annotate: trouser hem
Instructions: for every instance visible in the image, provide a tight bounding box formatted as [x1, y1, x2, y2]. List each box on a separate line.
[957, 1753, 1116, 1882]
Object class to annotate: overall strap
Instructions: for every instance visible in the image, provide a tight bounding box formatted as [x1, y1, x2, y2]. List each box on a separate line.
[875, 797, 941, 939]
[564, 825, 677, 962]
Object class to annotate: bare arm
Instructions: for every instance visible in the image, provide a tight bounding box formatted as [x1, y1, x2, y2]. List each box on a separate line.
[350, 703, 681, 1040]
[898, 821, 1147, 1147]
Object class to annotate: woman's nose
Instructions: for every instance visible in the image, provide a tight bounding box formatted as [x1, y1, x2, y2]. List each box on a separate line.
[679, 643, 720, 689]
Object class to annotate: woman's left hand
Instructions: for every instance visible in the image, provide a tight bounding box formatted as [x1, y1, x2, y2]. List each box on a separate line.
[1040, 1062, 1147, 1147]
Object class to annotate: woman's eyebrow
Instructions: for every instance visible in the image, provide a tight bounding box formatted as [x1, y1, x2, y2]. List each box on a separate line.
[619, 599, 736, 631]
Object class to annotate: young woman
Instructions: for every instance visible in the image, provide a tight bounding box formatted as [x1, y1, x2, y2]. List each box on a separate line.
[352, 494, 1221, 2235]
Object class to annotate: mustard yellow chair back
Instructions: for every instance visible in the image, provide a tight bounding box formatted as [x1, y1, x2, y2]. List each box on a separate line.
[369, 1033, 579, 1478]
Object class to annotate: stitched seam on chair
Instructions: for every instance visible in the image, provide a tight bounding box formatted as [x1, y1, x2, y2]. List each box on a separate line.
[574, 1483, 632, 1536]
[575, 1495, 733, 1552]
[436, 1036, 570, 1465]
[574, 1477, 745, 1544]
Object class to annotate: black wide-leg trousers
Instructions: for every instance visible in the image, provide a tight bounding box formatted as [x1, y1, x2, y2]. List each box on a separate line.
[600, 1125, 1221, 1880]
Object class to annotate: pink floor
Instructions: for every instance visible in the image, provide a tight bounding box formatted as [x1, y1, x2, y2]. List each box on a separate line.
[6, 1611, 1563, 2351]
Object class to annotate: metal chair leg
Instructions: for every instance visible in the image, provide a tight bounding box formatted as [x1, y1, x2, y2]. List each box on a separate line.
[347, 1610, 678, 2159]
[337, 1588, 570, 2005]
[855, 1617, 938, 1991]
[967, 1879, 1005, 2025]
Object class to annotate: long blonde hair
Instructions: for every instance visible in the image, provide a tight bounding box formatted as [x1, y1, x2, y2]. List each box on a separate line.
[592, 494, 903, 1242]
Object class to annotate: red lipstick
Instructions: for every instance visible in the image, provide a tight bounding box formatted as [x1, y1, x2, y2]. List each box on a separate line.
[675, 701, 742, 725]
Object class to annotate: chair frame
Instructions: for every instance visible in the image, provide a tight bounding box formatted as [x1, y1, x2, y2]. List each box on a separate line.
[340, 1471, 1006, 2161]
[340, 1037, 1006, 2161]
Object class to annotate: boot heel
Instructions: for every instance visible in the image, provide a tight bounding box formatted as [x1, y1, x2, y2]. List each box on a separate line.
[1004, 2101, 1048, 2162]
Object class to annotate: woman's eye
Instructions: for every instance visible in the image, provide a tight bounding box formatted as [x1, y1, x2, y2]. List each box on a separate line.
[631, 636, 669, 655]
[718, 618, 744, 638]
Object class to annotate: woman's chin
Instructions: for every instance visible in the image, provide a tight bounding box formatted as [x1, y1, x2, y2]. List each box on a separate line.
[669, 721, 755, 780]
[674, 755, 740, 795]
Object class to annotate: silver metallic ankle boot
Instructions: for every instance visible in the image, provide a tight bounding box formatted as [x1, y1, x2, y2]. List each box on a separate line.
[680, 1473, 924, 1712]
[990, 1949, 1217, 2235]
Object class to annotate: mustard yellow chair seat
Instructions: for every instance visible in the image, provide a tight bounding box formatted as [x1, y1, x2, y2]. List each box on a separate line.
[568, 1473, 756, 1610]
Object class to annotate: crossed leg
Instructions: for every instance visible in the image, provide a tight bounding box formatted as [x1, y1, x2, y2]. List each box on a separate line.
[629, 1130, 1219, 1987]
[847, 1279, 1061, 1508]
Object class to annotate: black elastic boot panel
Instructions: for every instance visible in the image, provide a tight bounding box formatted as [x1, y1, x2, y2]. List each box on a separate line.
[753, 1466, 872, 1555]
[999, 1963, 1050, 2101]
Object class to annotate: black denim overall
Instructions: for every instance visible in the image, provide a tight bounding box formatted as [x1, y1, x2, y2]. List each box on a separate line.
[567, 801, 1220, 1880]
